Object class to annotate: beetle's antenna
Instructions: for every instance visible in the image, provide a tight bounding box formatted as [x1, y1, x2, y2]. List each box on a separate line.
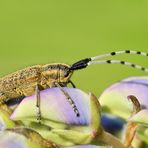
[91, 50, 148, 60]
[88, 60, 148, 72]
[71, 59, 148, 72]
[70, 50, 148, 72]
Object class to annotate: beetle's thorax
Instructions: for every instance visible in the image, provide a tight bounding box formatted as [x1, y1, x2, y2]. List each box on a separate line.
[41, 63, 73, 87]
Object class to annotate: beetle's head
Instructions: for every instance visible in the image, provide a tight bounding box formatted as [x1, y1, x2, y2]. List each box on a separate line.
[42, 63, 73, 84]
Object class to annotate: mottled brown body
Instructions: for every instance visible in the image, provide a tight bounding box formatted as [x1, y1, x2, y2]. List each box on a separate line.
[0, 63, 73, 103]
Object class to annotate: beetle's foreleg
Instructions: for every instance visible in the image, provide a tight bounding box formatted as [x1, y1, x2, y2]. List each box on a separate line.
[35, 85, 41, 123]
[54, 82, 80, 117]
[68, 80, 76, 88]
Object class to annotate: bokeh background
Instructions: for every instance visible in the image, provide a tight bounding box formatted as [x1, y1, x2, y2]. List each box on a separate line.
[0, 0, 148, 95]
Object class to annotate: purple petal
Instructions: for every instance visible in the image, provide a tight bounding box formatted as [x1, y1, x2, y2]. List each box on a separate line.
[11, 88, 91, 125]
[11, 88, 102, 146]
[0, 131, 28, 148]
[100, 76, 148, 118]
[0, 128, 56, 148]
[104, 76, 148, 108]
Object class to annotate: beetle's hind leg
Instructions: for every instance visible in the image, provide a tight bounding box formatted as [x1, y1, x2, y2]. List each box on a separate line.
[54, 82, 80, 117]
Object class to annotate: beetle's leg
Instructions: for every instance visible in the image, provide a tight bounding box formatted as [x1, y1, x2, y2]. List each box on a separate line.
[54, 82, 80, 117]
[35, 84, 41, 122]
[0, 93, 5, 104]
[68, 80, 76, 88]
[0, 93, 12, 114]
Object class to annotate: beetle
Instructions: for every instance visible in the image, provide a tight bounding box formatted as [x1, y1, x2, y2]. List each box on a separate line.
[0, 50, 148, 121]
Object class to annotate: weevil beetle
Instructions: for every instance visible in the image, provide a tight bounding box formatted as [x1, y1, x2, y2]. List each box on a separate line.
[0, 50, 148, 121]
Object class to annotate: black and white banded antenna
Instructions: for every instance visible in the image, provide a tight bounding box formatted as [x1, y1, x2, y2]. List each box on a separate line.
[70, 50, 148, 72]
[90, 50, 148, 60]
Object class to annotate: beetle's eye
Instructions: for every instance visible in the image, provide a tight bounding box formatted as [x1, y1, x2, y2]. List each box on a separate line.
[64, 69, 71, 77]
[64, 71, 69, 77]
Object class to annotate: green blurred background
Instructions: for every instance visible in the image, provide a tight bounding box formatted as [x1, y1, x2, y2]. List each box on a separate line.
[0, 0, 148, 95]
